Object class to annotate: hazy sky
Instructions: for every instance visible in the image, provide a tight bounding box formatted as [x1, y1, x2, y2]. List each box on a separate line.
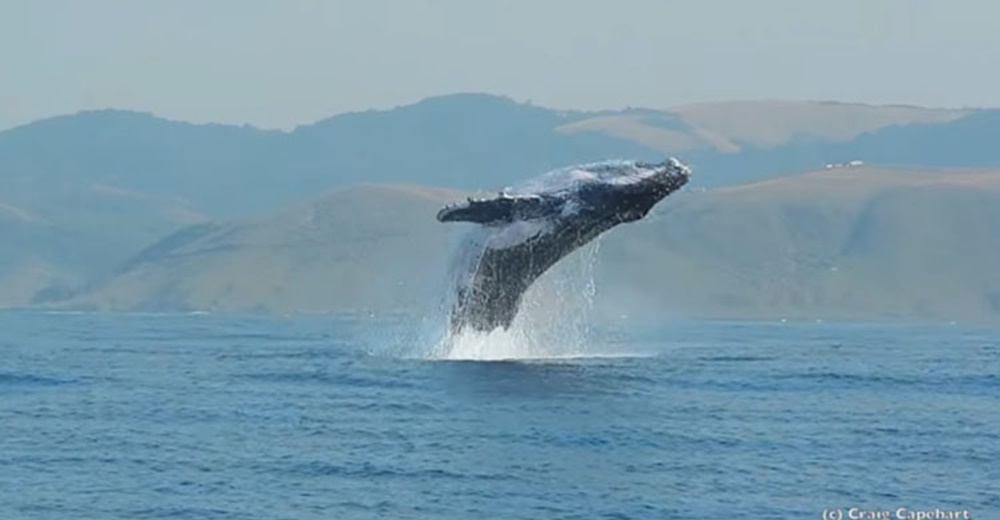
[2, 0, 997, 130]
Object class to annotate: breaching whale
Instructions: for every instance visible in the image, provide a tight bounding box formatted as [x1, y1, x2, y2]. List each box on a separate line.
[437, 157, 690, 334]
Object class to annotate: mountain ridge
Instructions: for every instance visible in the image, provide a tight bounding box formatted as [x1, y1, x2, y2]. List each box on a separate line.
[4, 93, 999, 318]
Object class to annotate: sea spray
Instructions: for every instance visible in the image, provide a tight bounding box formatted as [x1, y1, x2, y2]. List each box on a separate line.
[434, 239, 602, 360]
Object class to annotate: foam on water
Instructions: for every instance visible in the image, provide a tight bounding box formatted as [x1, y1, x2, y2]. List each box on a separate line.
[431, 240, 604, 361]
[438, 326, 544, 361]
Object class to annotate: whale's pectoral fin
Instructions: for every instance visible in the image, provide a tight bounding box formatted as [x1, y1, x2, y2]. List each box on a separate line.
[437, 194, 553, 224]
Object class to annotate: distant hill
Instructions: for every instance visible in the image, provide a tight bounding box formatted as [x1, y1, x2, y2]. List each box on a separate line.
[681, 108, 1000, 186]
[596, 166, 1000, 323]
[0, 94, 657, 219]
[53, 184, 466, 314]
[0, 181, 206, 306]
[560, 100, 967, 153]
[2, 94, 992, 216]
[3, 93, 1000, 311]
[0, 94, 653, 303]
[55, 167, 1000, 324]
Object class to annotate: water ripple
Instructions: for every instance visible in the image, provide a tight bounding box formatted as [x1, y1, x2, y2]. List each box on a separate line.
[1, 312, 997, 519]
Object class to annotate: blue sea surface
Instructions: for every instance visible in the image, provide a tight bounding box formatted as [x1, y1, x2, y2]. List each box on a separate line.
[1, 311, 997, 519]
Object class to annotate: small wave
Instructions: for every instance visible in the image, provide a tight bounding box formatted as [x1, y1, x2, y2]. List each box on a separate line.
[0, 372, 72, 387]
[698, 355, 778, 363]
[282, 460, 520, 483]
[238, 371, 418, 390]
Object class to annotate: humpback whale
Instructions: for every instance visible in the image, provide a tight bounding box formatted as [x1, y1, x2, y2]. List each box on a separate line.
[437, 157, 690, 334]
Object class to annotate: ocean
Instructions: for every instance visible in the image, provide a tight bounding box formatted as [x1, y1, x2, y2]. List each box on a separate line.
[1, 311, 997, 519]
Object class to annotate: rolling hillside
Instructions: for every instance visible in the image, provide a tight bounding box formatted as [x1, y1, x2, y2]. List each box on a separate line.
[56, 166, 1000, 324]
[4, 94, 999, 316]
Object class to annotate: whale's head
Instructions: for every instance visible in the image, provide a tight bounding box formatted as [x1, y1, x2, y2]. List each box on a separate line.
[436, 157, 690, 226]
[570, 157, 691, 223]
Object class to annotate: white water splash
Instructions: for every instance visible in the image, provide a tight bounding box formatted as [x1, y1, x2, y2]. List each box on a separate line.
[430, 240, 603, 361]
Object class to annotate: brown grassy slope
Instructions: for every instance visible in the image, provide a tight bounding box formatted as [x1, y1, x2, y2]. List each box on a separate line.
[556, 101, 967, 153]
[61, 184, 466, 313]
[65, 168, 1000, 323]
[671, 100, 967, 149]
[0, 186, 206, 306]
[595, 166, 1000, 322]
